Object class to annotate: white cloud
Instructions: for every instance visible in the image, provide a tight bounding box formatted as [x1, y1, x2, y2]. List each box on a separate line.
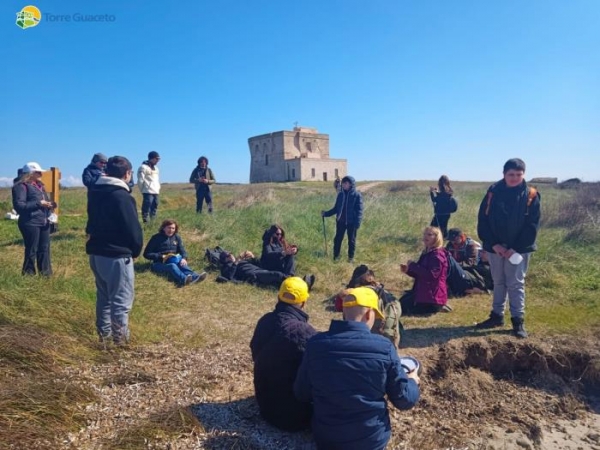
[0, 177, 14, 187]
[60, 175, 84, 187]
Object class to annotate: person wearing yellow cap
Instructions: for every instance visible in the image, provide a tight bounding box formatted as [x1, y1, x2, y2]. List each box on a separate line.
[294, 287, 420, 450]
[250, 277, 317, 431]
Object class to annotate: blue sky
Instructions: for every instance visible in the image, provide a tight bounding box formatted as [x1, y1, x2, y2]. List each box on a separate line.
[1, 0, 599, 186]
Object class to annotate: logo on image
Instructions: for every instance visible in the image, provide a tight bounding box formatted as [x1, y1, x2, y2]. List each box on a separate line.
[16, 5, 41, 29]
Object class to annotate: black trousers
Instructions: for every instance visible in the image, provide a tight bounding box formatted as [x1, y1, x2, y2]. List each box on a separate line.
[431, 214, 451, 239]
[333, 222, 357, 259]
[18, 223, 52, 276]
[262, 255, 296, 276]
[195, 188, 213, 213]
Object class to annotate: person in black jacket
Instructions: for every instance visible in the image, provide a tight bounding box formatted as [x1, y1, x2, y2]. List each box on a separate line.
[12, 162, 56, 276]
[86, 156, 143, 346]
[250, 277, 317, 431]
[430, 175, 457, 239]
[189, 156, 216, 213]
[82, 153, 108, 188]
[475, 158, 541, 338]
[260, 224, 297, 276]
[322, 175, 364, 262]
[143, 219, 207, 287]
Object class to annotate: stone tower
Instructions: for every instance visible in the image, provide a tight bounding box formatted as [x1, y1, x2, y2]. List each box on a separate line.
[248, 127, 347, 183]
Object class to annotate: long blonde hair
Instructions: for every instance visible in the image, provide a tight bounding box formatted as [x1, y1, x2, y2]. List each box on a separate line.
[423, 226, 444, 250]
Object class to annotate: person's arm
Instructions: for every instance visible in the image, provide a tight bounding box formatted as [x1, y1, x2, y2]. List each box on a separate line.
[355, 192, 364, 228]
[513, 192, 541, 252]
[207, 168, 216, 185]
[322, 192, 342, 217]
[137, 165, 149, 191]
[189, 168, 198, 184]
[262, 242, 285, 262]
[82, 168, 95, 188]
[176, 235, 188, 260]
[143, 234, 163, 262]
[386, 349, 420, 410]
[465, 241, 479, 266]
[12, 183, 41, 214]
[477, 190, 498, 249]
[120, 194, 143, 258]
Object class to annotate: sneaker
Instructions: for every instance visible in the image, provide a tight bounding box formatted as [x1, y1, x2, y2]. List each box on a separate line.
[185, 275, 193, 285]
[441, 304, 453, 313]
[348, 258, 355, 263]
[475, 312, 505, 329]
[98, 334, 112, 350]
[511, 317, 528, 339]
[190, 272, 207, 285]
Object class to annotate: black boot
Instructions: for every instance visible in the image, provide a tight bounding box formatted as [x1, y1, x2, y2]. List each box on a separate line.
[511, 317, 528, 339]
[303, 274, 316, 291]
[475, 311, 504, 329]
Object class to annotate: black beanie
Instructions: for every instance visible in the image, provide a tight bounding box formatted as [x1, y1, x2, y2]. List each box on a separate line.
[148, 151, 160, 160]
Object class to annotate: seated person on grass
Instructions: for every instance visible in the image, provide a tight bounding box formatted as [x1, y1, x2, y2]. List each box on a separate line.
[218, 250, 315, 290]
[294, 287, 420, 450]
[143, 219, 207, 287]
[260, 224, 297, 276]
[250, 277, 317, 431]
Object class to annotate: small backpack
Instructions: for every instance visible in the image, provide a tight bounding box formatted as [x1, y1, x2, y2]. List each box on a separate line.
[204, 246, 227, 268]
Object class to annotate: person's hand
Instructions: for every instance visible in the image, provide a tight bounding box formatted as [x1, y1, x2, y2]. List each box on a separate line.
[290, 246, 298, 255]
[400, 263, 408, 273]
[40, 200, 53, 209]
[503, 248, 515, 259]
[406, 369, 420, 385]
[429, 186, 437, 193]
[492, 244, 508, 258]
[201, 177, 208, 184]
[180, 258, 188, 267]
[321, 211, 326, 217]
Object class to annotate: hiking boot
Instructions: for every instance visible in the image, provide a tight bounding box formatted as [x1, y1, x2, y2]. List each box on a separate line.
[333, 255, 340, 262]
[185, 275, 193, 286]
[475, 312, 504, 329]
[511, 317, 528, 339]
[303, 274, 316, 291]
[190, 271, 207, 285]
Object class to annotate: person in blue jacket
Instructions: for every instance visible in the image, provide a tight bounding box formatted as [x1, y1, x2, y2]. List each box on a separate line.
[250, 277, 317, 431]
[143, 219, 207, 287]
[321, 175, 364, 262]
[294, 287, 420, 450]
[82, 153, 108, 188]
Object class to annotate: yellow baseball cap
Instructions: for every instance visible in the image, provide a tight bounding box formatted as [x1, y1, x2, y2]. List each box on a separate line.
[278, 277, 309, 304]
[343, 287, 384, 319]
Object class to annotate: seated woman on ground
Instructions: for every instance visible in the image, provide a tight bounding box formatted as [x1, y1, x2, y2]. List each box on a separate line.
[143, 219, 207, 287]
[400, 226, 450, 315]
[260, 224, 297, 276]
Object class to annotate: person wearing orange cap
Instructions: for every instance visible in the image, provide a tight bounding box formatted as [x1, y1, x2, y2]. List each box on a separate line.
[250, 277, 317, 431]
[295, 287, 420, 450]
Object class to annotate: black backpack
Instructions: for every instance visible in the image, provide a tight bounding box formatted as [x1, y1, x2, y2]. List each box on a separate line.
[204, 246, 227, 268]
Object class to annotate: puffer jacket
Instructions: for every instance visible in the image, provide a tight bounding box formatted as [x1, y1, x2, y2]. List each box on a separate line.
[294, 320, 420, 450]
[250, 301, 317, 431]
[323, 176, 364, 228]
[82, 163, 105, 188]
[406, 247, 448, 306]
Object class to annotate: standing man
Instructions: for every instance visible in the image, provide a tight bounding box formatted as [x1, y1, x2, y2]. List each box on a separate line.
[294, 287, 420, 450]
[475, 158, 541, 338]
[189, 156, 216, 213]
[86, 156, 143, 346]
[322, 175, 363, 262]
[82, 153, 108, 188]
[137, 151, 161, 223]
[250, 277, 317, 431]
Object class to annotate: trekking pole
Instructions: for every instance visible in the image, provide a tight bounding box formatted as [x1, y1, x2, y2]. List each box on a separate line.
[322, 216, 328, 256]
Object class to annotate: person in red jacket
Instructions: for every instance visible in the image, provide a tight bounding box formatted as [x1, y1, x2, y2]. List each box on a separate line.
[400, 226, 450, 315]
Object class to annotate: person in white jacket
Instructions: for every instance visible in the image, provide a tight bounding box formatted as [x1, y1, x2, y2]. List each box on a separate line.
[137, 151, 161, 223]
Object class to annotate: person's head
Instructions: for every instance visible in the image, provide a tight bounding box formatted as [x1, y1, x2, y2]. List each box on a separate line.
[264, 224, 285, 244]
[198, 156, 208, 168]
[148, 151, 160, 165]
[219, 251, 235, 264]
[159, 219, 179, 236]
[278, 276, 309, 309]
[20, 162, 45, 183]
[342, 287, 384, 329]
[438, 175, 452, 193]
[348, 264, 377, 288]
[341, 175, 355, 191]
[91, 153, 108, 169]
[106, 156, 133, 182]
[503, 158, 526, 188]
[447, 228, 464, 245]
[423, 226, 444, 249]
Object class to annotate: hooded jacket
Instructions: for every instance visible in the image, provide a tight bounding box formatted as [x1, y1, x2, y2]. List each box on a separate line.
[137, 160, 160, 194]
[323, 176, 364, 228]
[406, 247, 449, 306]
[86, 177, 143, 258]
[143, 232, 188, 263]
[477, 180, 541, 254]
[82, 163, 105, 188]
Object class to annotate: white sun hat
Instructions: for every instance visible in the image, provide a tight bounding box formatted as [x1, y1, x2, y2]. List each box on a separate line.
[22, 162, 46, 173]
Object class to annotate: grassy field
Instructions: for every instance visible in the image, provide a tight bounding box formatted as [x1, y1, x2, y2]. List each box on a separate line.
[0, 180, 599, 449]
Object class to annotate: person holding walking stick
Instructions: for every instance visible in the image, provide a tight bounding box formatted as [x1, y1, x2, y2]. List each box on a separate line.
[430, 175, 457, 239]
[322, 176, 363, 263]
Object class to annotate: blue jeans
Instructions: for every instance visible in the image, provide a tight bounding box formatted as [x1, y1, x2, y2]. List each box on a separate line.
[89, 254, 135, 343]
[488, 252, 531, 319]
[141, 194, 159, 222]
[151, 262, 195, 285]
